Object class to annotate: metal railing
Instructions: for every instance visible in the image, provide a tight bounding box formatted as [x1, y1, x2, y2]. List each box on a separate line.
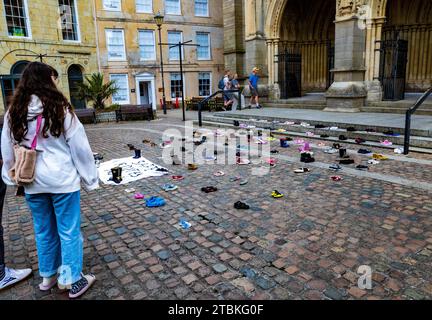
[404, 87, 432, 154]
[198, 89, 240, 127]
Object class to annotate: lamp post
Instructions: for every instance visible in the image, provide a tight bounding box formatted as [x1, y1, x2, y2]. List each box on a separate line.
[154, 12, 167, 115]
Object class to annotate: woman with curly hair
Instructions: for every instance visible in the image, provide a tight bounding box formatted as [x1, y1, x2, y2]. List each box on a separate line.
[1, 62, 99, 298]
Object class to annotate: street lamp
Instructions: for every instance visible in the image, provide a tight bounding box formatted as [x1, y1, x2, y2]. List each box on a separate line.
[154, 12, 167, 115]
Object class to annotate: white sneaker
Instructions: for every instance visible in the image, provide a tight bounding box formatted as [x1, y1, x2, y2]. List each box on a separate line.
[0, 267, 32, 290]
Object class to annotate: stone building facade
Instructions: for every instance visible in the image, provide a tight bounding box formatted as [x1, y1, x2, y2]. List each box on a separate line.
[224, 0, 432, 111]
[95, 0, 224, 109]
[0, 0, 99, 112]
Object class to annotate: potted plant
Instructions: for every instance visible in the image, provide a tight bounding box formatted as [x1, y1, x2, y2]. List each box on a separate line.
[77, 73, 119, 122]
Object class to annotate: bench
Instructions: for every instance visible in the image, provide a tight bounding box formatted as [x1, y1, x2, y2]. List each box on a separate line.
[74, 108, 96, 124]
[116, 104, 154, 122]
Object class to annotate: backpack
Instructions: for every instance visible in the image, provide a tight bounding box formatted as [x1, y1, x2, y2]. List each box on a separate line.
[218, 77, 225, 90]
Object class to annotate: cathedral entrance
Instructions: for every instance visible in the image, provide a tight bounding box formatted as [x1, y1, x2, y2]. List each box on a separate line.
[276, 0, 335, 99]
[380, 0, 432, 99]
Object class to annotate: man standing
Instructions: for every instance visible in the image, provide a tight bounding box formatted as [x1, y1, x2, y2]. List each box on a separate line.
[247, 67, 262, 109]
[0, 125, 32, 291]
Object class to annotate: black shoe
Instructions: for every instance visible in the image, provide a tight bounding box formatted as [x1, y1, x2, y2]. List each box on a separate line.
[339, 159, 355, 165]
[93, 153, 103, 161]
[383, 130, 394, 135]
[347, 127, 357, 132]
[358, 149, 372, 154]
[234, 120, 240, 127]
[234, 201, 250, 210]
[110, 167, 122, 184]
[257, 130, 263, 137]
[356, 165, 369, 171]
[315, 124, 326, 129]
[320, 134, 329, 138]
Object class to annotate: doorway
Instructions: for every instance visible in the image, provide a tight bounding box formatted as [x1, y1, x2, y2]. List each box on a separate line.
[135, 73, 156, 109]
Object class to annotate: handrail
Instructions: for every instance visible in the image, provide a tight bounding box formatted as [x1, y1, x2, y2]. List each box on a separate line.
[198, 89, 239, 127]
[404, 86, 432, 154]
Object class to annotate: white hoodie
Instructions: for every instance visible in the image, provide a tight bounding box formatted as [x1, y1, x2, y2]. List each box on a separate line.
[1, 95, 99, 194]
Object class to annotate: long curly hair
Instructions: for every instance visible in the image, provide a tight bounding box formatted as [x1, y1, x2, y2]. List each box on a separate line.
[8, 62, 74, 143]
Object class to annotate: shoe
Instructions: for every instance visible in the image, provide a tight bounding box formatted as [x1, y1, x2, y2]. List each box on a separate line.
[146, 197, 166, 208]
[315, 124, 327, 129]
[271, 190, 284, 198]
[329, 127, 339, 131]
[320, 134, 330, 138]
[93, 153, 103, 161]
[372, 154, 389, 161]
[339, 135, 348, 141]
[365, 128, 376, 133]
[355, 138, 366, 144]
[69, 274, 96, 299]
[368, 159, 380, 165]
[39, 275, 58, 292]
[234, 201, 250, 210]
[162, 184, 178, 192]
[324, 148, 338, 154]
[347, 127, 357, 132]
[280, 139, 290, 148]
[333, 143, 341, 150]
[239, 179, 249, 186]
[160, 142, 172, 149]
[294, 168, 310, 174]
[380, 140, 393, 146]
[358, 149, 372, 154]
[214, 171, 225, 177]
[383, 130, 394, 135]
[127, 144, 135, 151]
[339, 159, 355, 165]
[329, 164, 342, 171]
[201, 186, 218, 193]
[0, 267, 32, 291]
[134, 193, 145, 200]
[237, 158, 251, 165]
[172, 175, 185, 181]
[188, 164, 198, 170]
[270, 150, 279, 154]
[133, 149, 142, 159]
[331, 176, 343, 181]
[394, 148, 403, 154]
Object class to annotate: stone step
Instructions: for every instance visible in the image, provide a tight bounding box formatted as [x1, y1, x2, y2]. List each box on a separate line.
[262, 103, 324, 110]
[198, 114, 432, 151]
[361, 106, 432, 116]
[212, 112, 431, 137]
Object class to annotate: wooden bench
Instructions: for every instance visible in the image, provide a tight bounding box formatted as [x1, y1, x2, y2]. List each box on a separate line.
[116, 104, 154, 122]
[74, 108, 96, 124]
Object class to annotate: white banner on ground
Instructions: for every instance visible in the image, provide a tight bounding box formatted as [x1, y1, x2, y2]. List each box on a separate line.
[98, 157, 168, 185]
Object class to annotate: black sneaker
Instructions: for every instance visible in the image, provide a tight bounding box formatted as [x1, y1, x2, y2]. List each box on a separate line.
[358, 149, 372, 154]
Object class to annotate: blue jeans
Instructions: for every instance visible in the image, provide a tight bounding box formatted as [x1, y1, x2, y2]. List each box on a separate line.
[25, 191, 83, 286]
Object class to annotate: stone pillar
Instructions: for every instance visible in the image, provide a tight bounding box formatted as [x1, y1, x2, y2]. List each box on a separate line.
[325, 1, 368, 112]
[223, 0, 245, 77]
[364, 17, 385, 103]
[245, 0, 268, 85]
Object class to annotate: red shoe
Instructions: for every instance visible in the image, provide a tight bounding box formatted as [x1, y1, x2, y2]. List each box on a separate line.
[172, 176, 184, 181]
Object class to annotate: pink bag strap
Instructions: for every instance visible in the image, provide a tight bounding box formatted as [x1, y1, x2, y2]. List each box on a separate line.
[30, 115, 43, 150]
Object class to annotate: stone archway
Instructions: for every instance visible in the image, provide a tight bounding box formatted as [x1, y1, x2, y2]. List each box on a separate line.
[265, 0, 336, 98]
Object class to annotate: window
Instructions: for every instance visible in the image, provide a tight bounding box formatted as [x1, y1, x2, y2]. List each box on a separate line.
[3, 0, 31, 37]
[110, 74, 130, 104]
[138, 30, 156, 60]
[59, 0, 80, 41]
[165, 0, 180, 15]
[198, 72, 211, 97]
[196, 32, 210, 60]
[168, 31, 183, 60]
[170, 73, 182, 99]
[136, 0, 152, 13]
[103, 0, 121, 11]
[106, 29, 126, 61]
[194, 0, 208, 16]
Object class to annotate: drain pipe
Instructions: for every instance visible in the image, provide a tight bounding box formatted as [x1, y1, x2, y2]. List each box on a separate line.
[92, 0, 101, 73]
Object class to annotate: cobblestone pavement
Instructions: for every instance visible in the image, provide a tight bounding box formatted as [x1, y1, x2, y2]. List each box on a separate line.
[1, 114, 432, 300]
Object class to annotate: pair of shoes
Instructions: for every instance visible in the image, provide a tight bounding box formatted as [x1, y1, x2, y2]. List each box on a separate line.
[271, 190, 284, 198]
[93, 153, 103, 161]
[201, 186, 218, 193]
[234, 201, 250, 210]
[133, 149, 141, 159]
[188, 164, 198, 170]
[146, 197, 166, 207]
[109, 167, 123, 184]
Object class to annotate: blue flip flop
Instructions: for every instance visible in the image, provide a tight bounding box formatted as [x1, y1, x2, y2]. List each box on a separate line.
[146, 196, 166, 208]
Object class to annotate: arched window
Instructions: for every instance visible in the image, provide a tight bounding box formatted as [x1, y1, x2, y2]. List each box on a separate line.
[0, 60, 30, 109]
[68, 64, 86, 109]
